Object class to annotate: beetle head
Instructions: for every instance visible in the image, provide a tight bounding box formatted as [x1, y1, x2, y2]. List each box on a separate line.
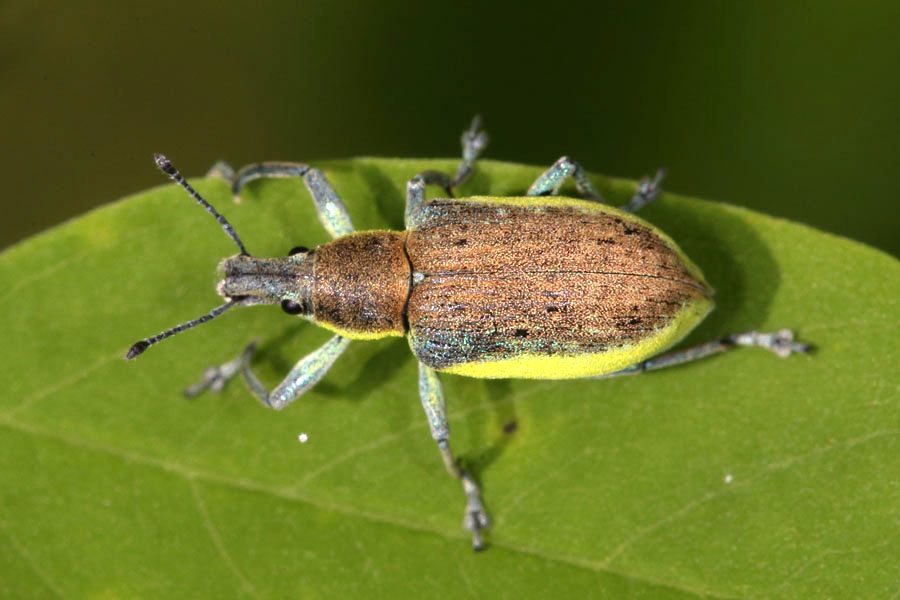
[126, 154, 315, 360]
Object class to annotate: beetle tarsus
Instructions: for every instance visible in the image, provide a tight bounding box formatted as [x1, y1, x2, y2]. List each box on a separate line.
[731, 329, 810, 358]
[462, 471, 490, 551]
[184, 348, 247, 398]
[454, 116, 489, 189]
[622, 168, 666, 213]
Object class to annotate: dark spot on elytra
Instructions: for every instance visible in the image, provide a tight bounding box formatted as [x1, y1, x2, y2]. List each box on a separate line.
[546, 305, 559, 313]
[596, 238, 615, 245]
[514, 328, 528, 337]
[648, 299, 682, 307]
[623, 225, 639, 235]
[454, 238, 468, 246]
[628, 317, 641, 326]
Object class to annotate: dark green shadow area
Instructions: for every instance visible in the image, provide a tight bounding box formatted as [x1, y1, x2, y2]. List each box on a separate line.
[346, 160, 408, 231]
[645, 195, 780, 342]
[316, 337, 413, 403]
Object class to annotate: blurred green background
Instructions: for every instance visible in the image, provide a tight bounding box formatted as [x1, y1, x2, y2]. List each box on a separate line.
[2, 1, 898, 256]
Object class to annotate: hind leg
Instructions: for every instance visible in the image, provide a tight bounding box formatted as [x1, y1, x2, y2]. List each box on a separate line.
[527, 156, 665, 213]
[599, 330, 810, 378]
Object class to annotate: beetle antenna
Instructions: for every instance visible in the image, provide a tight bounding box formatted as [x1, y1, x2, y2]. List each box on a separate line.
[126, 298, 242, 360]
[154, 153, 250, 256]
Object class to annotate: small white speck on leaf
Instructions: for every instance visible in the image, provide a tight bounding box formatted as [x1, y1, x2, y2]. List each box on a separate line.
[298, 433, 309, 443]
[724, 474, 733, 484]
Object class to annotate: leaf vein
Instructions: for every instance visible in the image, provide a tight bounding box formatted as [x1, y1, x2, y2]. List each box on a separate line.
[0, 516, 68, 598]
[3, 352, 121, 419]
[1, 417, 741, 600]
[599, 428, 900, 566]
[189, 478, 260, 599]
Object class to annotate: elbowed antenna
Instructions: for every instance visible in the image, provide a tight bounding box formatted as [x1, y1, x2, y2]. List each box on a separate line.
[154, 153, 250, 256]
[125, 298, 242, 359]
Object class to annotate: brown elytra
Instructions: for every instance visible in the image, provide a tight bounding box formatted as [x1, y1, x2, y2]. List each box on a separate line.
[405, 198, 712, 369]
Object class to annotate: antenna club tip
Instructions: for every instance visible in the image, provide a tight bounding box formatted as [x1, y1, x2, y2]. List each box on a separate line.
[126, 340, 150, 360]
[153, 153, 176, 176]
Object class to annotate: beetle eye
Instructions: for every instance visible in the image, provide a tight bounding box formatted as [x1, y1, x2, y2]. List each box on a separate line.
[288, 246, 309, 256]
[281, 299, 304, 315]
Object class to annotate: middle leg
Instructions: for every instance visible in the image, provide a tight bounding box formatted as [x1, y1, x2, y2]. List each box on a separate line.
[405, 116, 489, 227]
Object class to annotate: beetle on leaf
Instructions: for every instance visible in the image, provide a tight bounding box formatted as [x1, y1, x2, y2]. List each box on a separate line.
[126, 117, 809, 551]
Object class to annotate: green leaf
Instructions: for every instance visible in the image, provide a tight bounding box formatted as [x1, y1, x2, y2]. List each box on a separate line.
[1, 158, 897, 599]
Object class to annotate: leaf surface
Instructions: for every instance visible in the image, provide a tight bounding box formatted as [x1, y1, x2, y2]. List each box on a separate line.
[1, 159, 897, 598]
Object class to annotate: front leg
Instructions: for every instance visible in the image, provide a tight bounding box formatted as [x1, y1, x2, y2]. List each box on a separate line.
[211, 161, 354, 239]
[187, 335, 351, 410]
[418, 362, 490, 551]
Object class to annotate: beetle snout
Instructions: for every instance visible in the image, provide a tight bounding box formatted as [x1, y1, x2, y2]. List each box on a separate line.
[216, 253, 313, 307]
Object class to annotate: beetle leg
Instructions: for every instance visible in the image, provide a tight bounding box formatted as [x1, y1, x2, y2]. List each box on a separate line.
[418, 362, 490, 551]
[452, 115, 489, 190]
[599, 329, 810, 378]
[405, 172, 450, 228]
[206, 160, 235, 181]
[528, 158, 666, 214]
[527, 156, 604, 201]
[185, 335, 351, 410]
[216, 161, 354, 238]
[405, 116, 488, 227]
[620, 168, 666, 213]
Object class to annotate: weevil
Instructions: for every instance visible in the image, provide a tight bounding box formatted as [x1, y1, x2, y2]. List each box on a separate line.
[126, 117, 809, 550]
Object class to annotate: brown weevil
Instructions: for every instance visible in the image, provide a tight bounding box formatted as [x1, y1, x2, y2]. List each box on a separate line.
[126, 117, 809, 550]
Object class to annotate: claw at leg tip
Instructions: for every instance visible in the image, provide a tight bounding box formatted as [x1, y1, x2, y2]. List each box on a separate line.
[472, 529, 485, 552]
